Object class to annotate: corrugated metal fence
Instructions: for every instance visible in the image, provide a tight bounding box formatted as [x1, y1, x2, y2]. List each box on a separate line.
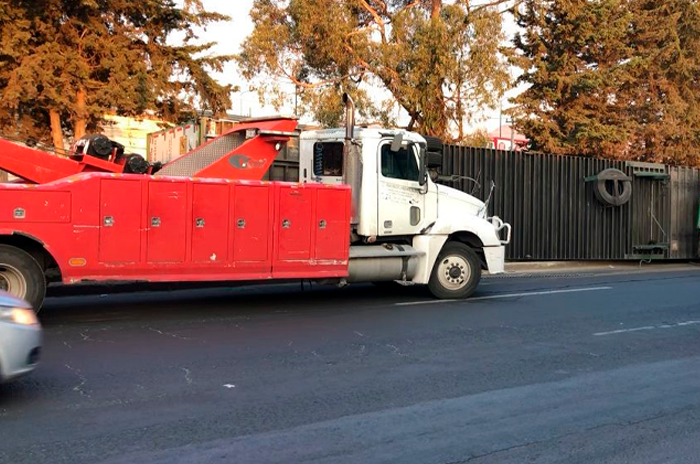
[441, 146, 700, 260]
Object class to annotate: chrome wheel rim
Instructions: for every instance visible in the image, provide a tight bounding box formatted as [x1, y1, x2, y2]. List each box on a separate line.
[0, 263, 28, 299]
[437, 255, 471, 291]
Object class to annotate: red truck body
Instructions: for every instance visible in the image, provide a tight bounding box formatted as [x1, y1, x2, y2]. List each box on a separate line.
[0, 118, 351, 288]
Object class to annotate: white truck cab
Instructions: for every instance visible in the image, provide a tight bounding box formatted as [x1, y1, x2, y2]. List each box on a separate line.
[298, 95, 511, 299]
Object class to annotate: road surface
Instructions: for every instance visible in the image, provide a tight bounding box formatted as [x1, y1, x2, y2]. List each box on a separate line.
[2, 267, 700, 463]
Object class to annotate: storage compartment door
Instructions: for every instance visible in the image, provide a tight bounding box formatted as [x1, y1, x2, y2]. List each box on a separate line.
[277, 186, 313, 261]
[0, 191, 71, 223]
[99, 180, 142, 264]
[314, 188, 350, 261]
[232, 185, 272, 268]
[192, 183, 230, 264]
[147, 181, 187, 263]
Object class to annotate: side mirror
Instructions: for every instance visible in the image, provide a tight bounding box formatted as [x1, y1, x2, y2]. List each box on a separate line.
[418, 146, 428, 187]
[390, 133, 403, 152]
[426, 151, 443, 169]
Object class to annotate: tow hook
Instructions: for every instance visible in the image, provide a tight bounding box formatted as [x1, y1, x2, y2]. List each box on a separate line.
[490, 216, 512, 245]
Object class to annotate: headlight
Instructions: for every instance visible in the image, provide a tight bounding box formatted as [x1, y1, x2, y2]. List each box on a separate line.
[0, 307, 39, 326]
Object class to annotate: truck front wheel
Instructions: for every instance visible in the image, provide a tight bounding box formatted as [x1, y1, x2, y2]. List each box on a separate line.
[428, 242, 481, 299]
[0, 245, 46, 311]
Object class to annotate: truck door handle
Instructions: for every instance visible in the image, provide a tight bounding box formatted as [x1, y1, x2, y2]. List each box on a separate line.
[195, 218, 205, 228]
[151, 217, 161, 227]
[282, 219, 291, 229]
[103, 216, 114, 227]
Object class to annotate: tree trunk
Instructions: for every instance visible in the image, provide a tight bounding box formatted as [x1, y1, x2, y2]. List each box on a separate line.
[431, 0, 441, 18]
[457, 85, 463, 141]
[407, 115, 416, 132]
[49, 109, 65, 156]
[74, 88, 87, 140]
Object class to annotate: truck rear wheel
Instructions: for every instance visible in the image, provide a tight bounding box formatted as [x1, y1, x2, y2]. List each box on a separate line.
[0, 245, 46, 310]
[428, 242, 481, 299]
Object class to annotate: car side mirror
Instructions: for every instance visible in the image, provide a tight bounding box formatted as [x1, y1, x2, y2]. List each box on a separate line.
[390, 133, 404, 152]
[426, 151, 443, 169]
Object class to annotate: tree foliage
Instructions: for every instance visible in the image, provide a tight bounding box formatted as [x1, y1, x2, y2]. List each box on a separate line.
[238, 0, 512, 139]
[512, 0, 700, 166]
[0, 0, 232, 153]
[459, 127, 492, 147]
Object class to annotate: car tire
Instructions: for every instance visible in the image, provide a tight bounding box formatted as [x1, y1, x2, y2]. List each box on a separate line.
[0, 245, 46, 311]
[428, 242, 481, 299]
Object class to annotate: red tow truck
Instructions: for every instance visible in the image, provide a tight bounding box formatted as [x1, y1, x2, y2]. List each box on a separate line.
[0, 97, 510, 309]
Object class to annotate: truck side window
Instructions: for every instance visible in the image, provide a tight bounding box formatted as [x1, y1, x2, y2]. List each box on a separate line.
[381, 144, 419, 182]
[313, 142, 344, 176]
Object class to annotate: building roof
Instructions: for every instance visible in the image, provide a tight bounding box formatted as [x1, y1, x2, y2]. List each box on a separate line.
[489, 125, 528, 142]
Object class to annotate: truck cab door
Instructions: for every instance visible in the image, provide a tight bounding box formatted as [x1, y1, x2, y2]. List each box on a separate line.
[377, 141, 426, 236]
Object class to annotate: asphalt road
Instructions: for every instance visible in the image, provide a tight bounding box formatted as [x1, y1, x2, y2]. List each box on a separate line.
[2, 267, 700, 464]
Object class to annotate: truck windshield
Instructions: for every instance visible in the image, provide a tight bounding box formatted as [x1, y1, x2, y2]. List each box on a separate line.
[381, 144, 419, 182]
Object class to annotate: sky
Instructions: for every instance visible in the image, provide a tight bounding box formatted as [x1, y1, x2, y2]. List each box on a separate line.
[197, 0, 521, 133]
[198, 0, 269, 116]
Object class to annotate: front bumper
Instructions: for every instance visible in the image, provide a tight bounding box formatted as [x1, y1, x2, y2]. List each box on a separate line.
[0, 322, 42, 383]
[489, 216, 512, 245]
[483, 245, 506, 274]
[481, 216, 510, 274]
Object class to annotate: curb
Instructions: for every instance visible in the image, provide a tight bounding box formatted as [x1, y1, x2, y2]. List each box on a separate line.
[502, 261, 700, 275]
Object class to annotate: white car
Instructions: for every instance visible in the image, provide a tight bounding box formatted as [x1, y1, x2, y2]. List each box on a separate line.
[0, 290, 41, 383]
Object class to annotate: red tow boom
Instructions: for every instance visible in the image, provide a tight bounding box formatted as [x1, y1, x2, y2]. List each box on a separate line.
[0, 117, 299, 184]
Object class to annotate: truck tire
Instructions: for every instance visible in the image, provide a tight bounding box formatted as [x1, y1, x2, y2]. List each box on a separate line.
[0, 245, 46, 311]
[428, 242, 481, 299]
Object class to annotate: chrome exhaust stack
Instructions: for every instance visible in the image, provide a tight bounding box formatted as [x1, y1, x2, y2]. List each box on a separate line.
[342, 93, 362, 225]
[342, 93, 355, 145]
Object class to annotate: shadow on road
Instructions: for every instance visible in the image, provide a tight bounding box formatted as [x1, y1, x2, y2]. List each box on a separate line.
[39, 282, 430, 326]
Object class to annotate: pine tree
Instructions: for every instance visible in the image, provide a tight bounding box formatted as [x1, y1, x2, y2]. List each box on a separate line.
[511, 0, 634, 157]
[622, 0, 700, 165]
[513, 0, 700, 165]
[0, 0, 232, 153]
[460, 127, 492, 147]
[237, 0, 512, 139]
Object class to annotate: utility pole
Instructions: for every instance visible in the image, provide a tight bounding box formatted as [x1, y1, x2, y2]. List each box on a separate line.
[499, 100, 503, 139]
[508, 118, 515, 150]
[238, 89, 255, 117]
